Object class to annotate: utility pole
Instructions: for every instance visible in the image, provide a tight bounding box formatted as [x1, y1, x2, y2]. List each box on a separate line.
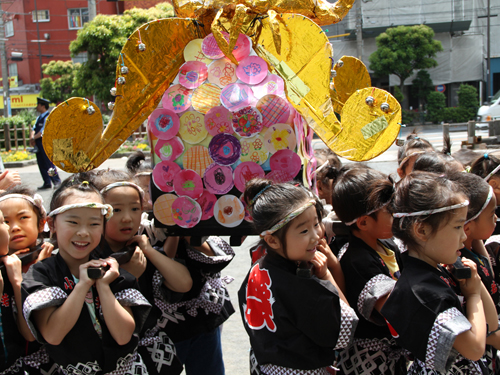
[0, 9, 10, 117]
[355, 0, 363, 61]
[33, 0, 43, 79]
[88, 0, 96, 21]
[487, 0, 491, 100]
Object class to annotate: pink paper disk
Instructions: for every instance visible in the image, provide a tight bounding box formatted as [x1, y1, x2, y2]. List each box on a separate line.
[173, 169, 203, 199]
[232, 106, 263, 137]
[266, 170, 294, 184]
[232, 34, 252, 61]
[171, 196, 202, 229]
[179, 61, 208, 90]
[209, 134, 241, 166]
[155, 137, 184, 162]
[204, 163, 234, 195]
[148, 109, 180, 140]
[263, 123, 297, 153]
[257, 95, 290, 128]
[240, 194, 253, 222]
[201, 33, 225, 60]
[270, 149, 301, 178]
[233, 162, 265, 192]
[204, 106, 234, 136]
[162, 84, 193, 113]
[214, 195, 245, 228]
[220, 83, 256, 112]
[208, 58, 237, 88]
[236, 56, 268, 85]
[197, 190, 217, 220]
[152, 161, 182, 193]
[251, 74, 285, 99]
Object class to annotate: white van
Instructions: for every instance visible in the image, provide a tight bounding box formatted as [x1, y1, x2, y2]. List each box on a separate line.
[477, 90, 500, 128]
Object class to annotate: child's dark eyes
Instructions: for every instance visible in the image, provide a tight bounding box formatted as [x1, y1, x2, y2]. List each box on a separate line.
[113, 208, 121, 213]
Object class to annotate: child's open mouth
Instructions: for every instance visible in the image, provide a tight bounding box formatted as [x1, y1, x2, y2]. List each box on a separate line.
[307, 246, 317, 253]
[72, 241, 90, 250]
[120, 227, 133, 234]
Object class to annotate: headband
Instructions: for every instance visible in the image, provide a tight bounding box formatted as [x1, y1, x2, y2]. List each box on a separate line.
[484, 164, 500, 182]
[393, 200, 469, 218]
[0, 193, 47, 219]
[134, 172, 151, 177]
[399, 150, 426, 168]
[249, 185, 271, 207]
[100, 181, 145, 200]
[260, 199, 316, 237]
[48, 202, 114, 220]
[465, 186, 494, 224]
[344, 201, 391, 226]
[313, 160, 329, 176]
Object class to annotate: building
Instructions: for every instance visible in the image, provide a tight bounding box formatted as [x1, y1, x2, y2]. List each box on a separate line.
[324, 0, 499, 107]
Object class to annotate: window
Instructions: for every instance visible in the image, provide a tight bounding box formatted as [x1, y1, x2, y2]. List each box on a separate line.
[8, 63, 17, 78]
[72, 52, 88, 64]
[32, 10, 50, 22]
[4, 21, 13, 37]
[68, 8, 89, 30]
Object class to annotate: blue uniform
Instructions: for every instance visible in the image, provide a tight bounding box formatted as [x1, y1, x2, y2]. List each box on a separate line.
[32, 111, 60, 187]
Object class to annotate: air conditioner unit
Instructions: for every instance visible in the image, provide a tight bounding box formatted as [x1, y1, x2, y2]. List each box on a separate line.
[11, 52, 22, 61]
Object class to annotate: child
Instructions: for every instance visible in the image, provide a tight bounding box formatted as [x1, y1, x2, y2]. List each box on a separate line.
[0, 186, 54, 266]
[21, 174, 152, 374]
[126, 151, 153, 211]
[381, 171, 493, 374]
[314, 148, 342, 207]
[239, 178, 357, 374]
[330, 165, 406, 375]
[93, 169, 191, 375]
[470, 151, 500, 205]
[397, 132, 435, 178]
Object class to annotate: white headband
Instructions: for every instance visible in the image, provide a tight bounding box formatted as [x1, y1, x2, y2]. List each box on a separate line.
[0, 193, 47, 219]
[345, 201, 391, 226]
[260, 199, 316, 238]
[485, 164, 500, 182]
[134, 172, 151, 177]
[399, 150, 426, 168]
[48, 202, 114, 220]
[100, 181, 144, 200]
[314, 160, 330, 176]
[465, 186, 494, 224]
[393, 200, 469, 218]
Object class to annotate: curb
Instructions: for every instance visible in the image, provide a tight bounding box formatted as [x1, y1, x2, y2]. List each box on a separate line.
[4, 159, 37, 168]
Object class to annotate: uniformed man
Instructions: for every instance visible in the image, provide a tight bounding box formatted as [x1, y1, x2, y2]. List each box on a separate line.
[29, 97, 61, 190]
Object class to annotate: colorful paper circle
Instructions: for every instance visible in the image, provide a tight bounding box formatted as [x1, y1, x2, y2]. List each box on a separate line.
[232, 106, 263, 137]
[236, 56, 268, 85]
[155, 137, 185, 162]
[197, 190, 217, 220]
[270, 149, 301, 178]
[182, 145, 214, 177]
[233, 162, 265, 192]
[240, 194, 253, 222]
[220, 83, 256, 112]
[251, 74, 285, 99]
[232, 34, 252, 62]
[266, 169, 295, 184]
[173, 169, 203, 199]
[257, 95, 290, 128]
[191, 83, 221, 114]
[179, 111, 208, 144]
[209, 134, 241, 166]
[204, 106, 234, 136]
[239, 135, 268, 164]
[152, 161, 182, 193]
[171, 196, 202, 229]
[201, 33, 225, 60]
[203, 163, 234, 195]
[179, 61, 208, 90]
[153, 193, 177, 226]
[263, 123, 297, 153]
[148, 109, 180, 140]
[183, 39, 213, 66]
[162, 84, 193, 113]
[214, 195, 245, 228]
[208, 58, 237, 88]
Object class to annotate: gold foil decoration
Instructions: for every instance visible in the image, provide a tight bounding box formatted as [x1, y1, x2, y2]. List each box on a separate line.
[330, 56, 371, 114]
[329, 87, 401, 161]
[44, 18, 201, 171]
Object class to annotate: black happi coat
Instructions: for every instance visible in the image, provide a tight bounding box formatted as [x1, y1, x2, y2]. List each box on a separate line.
[21, 253, 151, 375]
[238, 250, 358, 372]
[381, 253, 481, 374]
[340, 236, 402, 339]
[461, 247, 499, 307]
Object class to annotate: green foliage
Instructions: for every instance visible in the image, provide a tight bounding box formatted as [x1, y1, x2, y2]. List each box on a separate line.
[0, 115, 33, 150]
[457, 84, 479, 121]
[39, 60, 81, 104]
[16, 109, 37, 126]
[402, 109, 417, 125]
[411, 70, 434, 103]
[70, 3, 174, 104]
[369, 25, 443, 88]
[426, 91, 446, 123]
[393, 86, 404, 104]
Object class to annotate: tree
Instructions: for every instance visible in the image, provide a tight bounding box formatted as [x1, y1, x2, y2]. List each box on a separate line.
[69, 3, 174, 104]
[426, 91, 446, 123]
[39, 60, 81, 104]
[369, 25, 443, 108]
[457, 84, 479, 121]
[411, 70, 433, 106]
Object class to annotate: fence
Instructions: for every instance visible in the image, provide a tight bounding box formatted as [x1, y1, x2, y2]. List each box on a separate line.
[0, 123, 29, 152]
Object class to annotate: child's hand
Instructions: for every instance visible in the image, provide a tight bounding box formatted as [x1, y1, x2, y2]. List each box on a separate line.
[316, 238, 338, 270]
[37, 242, 54, 263]
[3, 254, 22, 287]
[97, 258, 120, 286]
[311, 251, 330, 280]
[78, 260, 103, 287]
[121, 248, 147, 279]
[458, 258, 482, 298]
[128, 234, 151, 254]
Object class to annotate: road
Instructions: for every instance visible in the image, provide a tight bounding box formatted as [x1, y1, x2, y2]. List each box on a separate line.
[8, 126, 496, 375]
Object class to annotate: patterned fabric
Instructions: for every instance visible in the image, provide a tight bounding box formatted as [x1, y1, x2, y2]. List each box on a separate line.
[260, 363, 329, 375]
[184, 237, 234, 264]
[337, 242, 349, 261]
[357, 274, 395, 322]
[260, 200, 316, 237]
[393, 200, 469, 218]
[144, 332, 177, 373]
[115, 288, 151, 308]
[408, 357, 482, 375]
[48, 202, 114, 220]
[334, 299, 358, 350]
[100, 181, 145, 201]
[0, 193, 46, 219]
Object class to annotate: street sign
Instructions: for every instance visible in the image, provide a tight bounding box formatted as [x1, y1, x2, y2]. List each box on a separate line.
[435, 84, 446, 93]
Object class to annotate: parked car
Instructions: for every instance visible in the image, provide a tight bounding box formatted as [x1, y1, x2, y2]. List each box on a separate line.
[477, 89, 500, 129]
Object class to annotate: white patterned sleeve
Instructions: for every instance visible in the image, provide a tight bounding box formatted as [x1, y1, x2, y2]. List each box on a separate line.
[357, 274, 396, 324]
[424, 307, 471, 373]
[114, 288, 152, 334]
[334, 299, 359, 350]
